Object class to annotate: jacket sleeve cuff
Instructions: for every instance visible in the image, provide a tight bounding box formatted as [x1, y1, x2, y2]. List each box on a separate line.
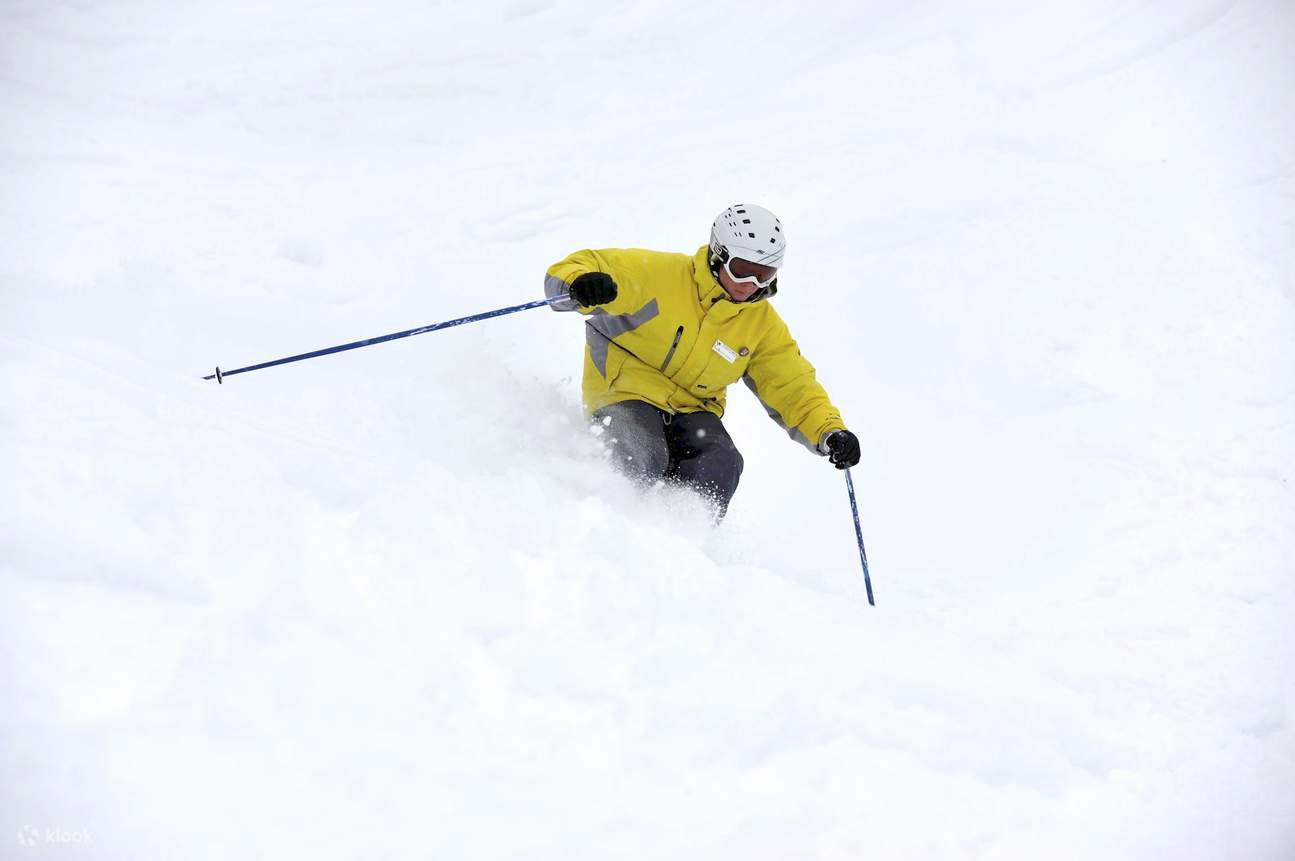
[816, 428, 845, 455]
[544, 273, 578, 312]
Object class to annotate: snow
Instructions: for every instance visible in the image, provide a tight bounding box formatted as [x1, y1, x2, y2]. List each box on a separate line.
[2, 0, 1293, 857]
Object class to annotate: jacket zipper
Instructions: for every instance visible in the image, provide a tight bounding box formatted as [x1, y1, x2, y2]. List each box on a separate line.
[658, 325, 684, 372]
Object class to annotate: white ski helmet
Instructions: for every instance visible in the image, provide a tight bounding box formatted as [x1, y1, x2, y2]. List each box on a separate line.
[709, 203, 785, 269]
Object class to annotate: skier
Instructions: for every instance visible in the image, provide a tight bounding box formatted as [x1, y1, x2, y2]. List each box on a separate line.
[545, 204, 860, 518]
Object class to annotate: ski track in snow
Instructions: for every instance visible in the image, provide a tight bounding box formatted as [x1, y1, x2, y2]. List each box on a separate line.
[2, 1, 1294, 858]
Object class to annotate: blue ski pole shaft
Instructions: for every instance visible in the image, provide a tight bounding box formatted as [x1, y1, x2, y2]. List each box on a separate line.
[844, 468, 875, 606]
[203, 295, 567, 383]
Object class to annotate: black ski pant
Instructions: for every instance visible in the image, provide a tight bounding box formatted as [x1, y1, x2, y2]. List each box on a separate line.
[592, 399, 744, 519]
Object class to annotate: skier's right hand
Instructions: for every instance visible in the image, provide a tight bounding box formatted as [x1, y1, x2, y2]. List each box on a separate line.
[569, 272, 618, 307]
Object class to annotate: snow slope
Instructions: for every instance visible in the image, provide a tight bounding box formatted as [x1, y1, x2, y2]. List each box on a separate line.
[2, 0, 1293, 857]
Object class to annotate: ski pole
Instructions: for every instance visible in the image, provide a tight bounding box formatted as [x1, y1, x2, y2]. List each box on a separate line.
[844, 468, 875, 606]
[203, 294, 568, 383]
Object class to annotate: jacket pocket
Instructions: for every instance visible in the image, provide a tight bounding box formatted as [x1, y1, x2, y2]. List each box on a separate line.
[659, 325, 685, 372]
[691, 342, 750, 394]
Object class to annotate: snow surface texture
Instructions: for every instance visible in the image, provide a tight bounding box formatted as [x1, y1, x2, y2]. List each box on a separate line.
[3, 0, 1293, 858]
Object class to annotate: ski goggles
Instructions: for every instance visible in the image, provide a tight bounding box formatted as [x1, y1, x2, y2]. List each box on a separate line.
[722, 256, 779, 290]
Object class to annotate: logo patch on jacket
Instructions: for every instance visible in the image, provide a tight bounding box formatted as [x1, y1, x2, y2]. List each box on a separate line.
[712, 340, 739, 363]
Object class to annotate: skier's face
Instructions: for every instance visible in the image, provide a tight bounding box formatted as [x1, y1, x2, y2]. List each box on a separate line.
[717, 255, 778, 303]
[718, 266, 759, 302]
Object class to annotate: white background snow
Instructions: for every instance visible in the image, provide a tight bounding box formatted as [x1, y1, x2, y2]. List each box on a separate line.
[3, 0, 1293, 857]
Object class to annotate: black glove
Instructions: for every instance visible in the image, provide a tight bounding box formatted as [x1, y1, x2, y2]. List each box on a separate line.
[569, 272, 618, 308]
[822, 429, 860, 470]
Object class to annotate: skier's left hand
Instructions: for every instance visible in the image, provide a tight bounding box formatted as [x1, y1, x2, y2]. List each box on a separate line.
[822, 429, 860, 470]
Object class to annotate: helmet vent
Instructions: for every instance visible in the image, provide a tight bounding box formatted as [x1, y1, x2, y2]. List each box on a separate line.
[710, 203, 784, 271]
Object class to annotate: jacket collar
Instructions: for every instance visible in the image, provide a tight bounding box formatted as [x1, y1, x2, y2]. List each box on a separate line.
[692, 245, 731, 308]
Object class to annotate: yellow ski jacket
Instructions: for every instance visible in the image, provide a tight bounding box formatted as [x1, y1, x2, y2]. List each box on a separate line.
[545, 245, 846, 451]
